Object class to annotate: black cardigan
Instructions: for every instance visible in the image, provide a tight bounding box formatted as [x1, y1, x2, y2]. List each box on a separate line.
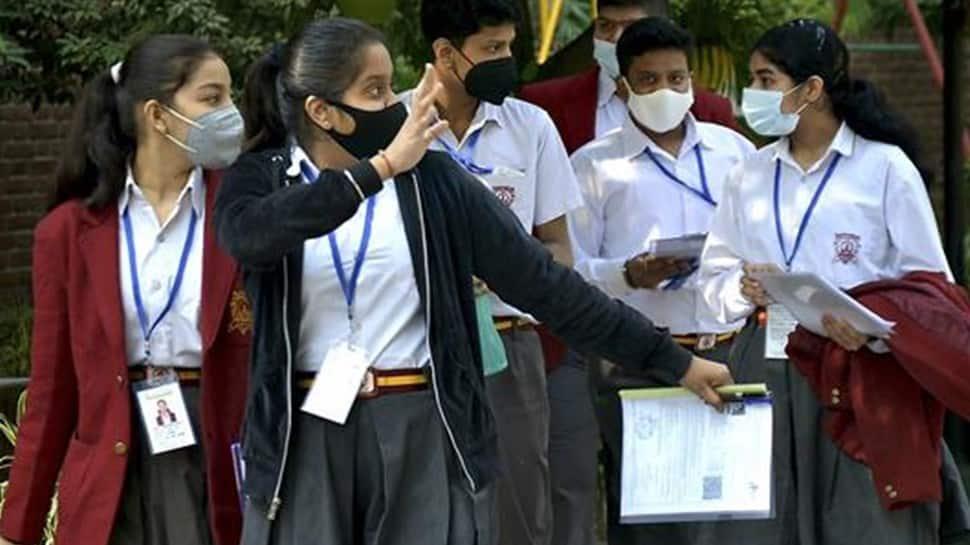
[214, 147, 692, 520]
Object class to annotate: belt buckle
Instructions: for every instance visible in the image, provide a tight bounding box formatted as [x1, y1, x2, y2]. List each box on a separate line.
[358, 369, 377, 398]
[696, 334, 717, 352]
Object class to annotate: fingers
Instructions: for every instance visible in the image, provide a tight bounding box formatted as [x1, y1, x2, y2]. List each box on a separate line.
[423, 119, 449, 141]
[698, 383, 724, 409]
[822, 315, 867, 351]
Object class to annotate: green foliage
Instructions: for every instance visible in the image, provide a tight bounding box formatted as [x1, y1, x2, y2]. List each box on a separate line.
[0, 0, 461, 104]
[0, 390, 57, 545]
[0, 0, 338, 106]
[0, 301, 31, 378]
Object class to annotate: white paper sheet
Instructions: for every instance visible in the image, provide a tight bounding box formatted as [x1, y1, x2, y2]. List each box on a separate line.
[765, 304, 799, 360]
[648, 233, 708, 259]
[619, 388, 774, 523]
[753, 272, 894, 339]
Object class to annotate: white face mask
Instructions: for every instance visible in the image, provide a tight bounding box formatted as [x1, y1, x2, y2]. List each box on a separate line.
[627, 83, 695, 133]
[593, 39, 620, 80]
[741, 85, 809, 137]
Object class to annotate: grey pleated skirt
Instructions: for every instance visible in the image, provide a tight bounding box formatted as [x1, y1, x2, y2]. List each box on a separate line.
[109, 385, 212, 545]
[241, 389, 495, 545]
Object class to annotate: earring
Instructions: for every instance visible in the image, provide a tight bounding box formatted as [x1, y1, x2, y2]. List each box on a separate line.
[322, 120, 332, 130]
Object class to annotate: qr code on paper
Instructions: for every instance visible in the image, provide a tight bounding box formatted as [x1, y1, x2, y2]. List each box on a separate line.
[703, 476, 723, 500]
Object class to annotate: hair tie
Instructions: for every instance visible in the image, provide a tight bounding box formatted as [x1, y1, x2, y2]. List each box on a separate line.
[110, 62, 123, 84]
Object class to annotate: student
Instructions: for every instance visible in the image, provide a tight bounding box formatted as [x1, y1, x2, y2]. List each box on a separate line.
[568, 17, 754, 545]
[216, 16, 733, 545]
[0, 35, 250, 545]
[406, 2, 581, 544]
[699, 18, 969, 545]
[517, 4, 739, 541]
[518, 0, 737, 155]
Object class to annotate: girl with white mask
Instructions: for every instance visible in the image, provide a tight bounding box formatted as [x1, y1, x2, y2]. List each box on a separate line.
[0, 35, 250, 545]
[697, 19, 970, 545]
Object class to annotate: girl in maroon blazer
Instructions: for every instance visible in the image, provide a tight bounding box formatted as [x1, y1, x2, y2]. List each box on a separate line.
[0, 35, 250, 545]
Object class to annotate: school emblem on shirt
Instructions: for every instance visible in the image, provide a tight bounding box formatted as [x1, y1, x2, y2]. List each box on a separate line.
[493, 186, 516, 207]
[833, 233, 861, 265]
[228, 288, 254, 336]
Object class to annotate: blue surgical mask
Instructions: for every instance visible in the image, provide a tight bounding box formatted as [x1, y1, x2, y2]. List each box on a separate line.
[593, 39, 620, 80]
[164, 104, 244, 169]
[741, 85, 808, 137]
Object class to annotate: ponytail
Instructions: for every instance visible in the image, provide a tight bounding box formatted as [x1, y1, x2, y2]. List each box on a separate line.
[831, 78, 922, 171]
[243, 44, 288, 153]
[49, 70, 132, 211]
[244, 19, 388, 153]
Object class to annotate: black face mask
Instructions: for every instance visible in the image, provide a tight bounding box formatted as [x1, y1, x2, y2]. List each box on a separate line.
[457, 51, 519, 105]
[327, 101, 408, 159]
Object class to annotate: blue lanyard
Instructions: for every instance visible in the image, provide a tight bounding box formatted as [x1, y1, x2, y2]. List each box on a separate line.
[437, 128, 494, 175]
[122, 202, 198, 360]
[773, 154, 842, 270]
[644, 145, 716, 207]
[299, 161, 376, 323]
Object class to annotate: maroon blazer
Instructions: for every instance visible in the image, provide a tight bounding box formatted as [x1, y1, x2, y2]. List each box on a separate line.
[0, 172, 250, 545]
[519, 66, 739, 369]
[518, 66, 739, 154]
[787, 272, 970, 510]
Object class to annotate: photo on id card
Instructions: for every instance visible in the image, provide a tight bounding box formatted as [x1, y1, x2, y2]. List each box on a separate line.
[134, 380, 197, 455]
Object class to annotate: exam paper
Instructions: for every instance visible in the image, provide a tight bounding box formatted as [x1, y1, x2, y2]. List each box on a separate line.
[620, 387, 773, 523]
[753, 272, 894, 339]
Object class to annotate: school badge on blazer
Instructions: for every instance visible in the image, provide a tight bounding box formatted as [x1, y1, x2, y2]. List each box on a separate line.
[227, 287, 254, 335]
[833, 232, 861, 265]
[493, 185, 516, 207]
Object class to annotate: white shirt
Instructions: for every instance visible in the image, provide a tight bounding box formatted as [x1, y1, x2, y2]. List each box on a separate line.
[699, 123, 953, 325]
[569, 114, 755, 334]
[293, 146, 430, 372]
[401, 92, 584, 318]
[119, 166, 205, 368]
[595, 69, 628, 139]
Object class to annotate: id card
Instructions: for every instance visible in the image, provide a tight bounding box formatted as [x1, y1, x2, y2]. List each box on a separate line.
[133, 374, 197, 455]
[765, 304, 799, 360]
[301, 341, 370, 425]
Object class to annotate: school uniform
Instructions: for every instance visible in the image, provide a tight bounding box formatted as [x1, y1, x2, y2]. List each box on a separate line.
[569, 113, 754, 544]
[221, 145, 694, 545]
[0, 168, 249, 545]
[519, 69, 742, 545]
[697, 122, 967, 544]
[402, 92, 583, 545]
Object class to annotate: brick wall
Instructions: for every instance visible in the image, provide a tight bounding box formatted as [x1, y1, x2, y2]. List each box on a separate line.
[0, 104, 72, 299]
[849, 30, 970, 191]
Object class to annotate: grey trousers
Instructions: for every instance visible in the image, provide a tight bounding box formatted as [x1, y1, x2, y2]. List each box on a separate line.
[547, 352, 599, 545]
[486, 327, 551, 545]
[240, 389, 491, 545]
[110, 385, 212, 545]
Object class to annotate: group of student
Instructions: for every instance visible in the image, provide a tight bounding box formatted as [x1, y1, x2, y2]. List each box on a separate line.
[2, 1, 969, 545]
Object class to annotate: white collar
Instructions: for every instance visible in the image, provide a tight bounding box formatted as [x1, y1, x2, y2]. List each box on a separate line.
[118, 164, 205, 216]
[619, 112, 710, 161]
[771, 121, 856, 173]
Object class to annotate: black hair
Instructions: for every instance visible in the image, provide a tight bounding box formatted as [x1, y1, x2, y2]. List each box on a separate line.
[754, 19, 922, 169]
[597, 0, 669, 16]
[420, 0, 521, 51]
[50, 35, 217, 211]
[243, 17, 387, 153]
[616, 16, 692, 78]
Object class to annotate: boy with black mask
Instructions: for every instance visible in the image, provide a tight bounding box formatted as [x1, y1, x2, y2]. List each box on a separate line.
[402, 2, 581, 545]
